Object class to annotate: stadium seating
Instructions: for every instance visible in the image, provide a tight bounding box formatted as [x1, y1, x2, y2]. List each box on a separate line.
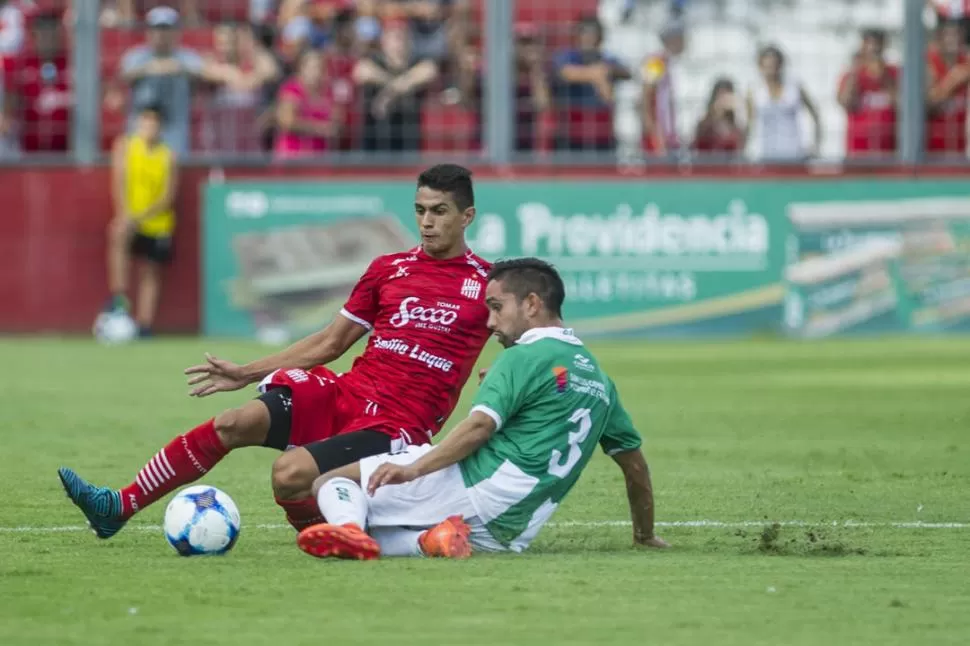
[601, 0, 907, 159]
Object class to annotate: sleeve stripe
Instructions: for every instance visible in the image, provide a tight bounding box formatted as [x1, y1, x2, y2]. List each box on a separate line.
[470, 405, 503, 431]
[339, 307, 373, 330]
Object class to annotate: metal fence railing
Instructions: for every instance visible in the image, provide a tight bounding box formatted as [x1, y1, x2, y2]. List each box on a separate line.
[0, 0, 965, 166]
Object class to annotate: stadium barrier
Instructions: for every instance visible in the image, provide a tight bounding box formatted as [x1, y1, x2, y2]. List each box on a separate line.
[1, 167, 967, 336]
[201, 176, 970, 340]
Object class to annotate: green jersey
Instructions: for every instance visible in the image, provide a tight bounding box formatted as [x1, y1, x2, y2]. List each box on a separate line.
[459, 326, 641, 551]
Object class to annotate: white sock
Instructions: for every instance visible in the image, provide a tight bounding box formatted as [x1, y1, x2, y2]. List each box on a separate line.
[369, 527, 424, 557]
[316, 477, 368, 528]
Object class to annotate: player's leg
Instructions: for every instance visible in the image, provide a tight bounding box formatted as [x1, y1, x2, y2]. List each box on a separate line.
[133, 253, 165, 337]
[296, 462, 381, 559]
[104, 218, 132, 312]
[297, 448, 475, 560]
[270, 430, 394, 530]
[58, 389, 287, 539]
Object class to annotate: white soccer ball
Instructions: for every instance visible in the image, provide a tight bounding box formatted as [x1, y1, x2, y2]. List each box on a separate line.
[163, 485, 241, 556]
[94, 312, 138, 345]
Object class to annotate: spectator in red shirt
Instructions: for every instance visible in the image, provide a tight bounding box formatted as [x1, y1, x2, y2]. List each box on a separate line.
[838, 28, 899, 158]
[5, 10, 71, 153]
[692, 78, 743, 158]
[927, 20, 969, 157]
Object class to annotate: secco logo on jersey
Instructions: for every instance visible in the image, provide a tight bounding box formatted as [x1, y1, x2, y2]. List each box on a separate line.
[389, 297, 460, 331]
[553, 366, 569, 393]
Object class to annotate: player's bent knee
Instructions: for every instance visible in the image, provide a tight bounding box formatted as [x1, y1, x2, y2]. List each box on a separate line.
[214, 402, 270, 450]
[271, 449, 319, 500]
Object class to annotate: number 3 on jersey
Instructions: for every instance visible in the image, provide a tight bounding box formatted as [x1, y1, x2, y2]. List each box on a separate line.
[547, 408, 592, 478]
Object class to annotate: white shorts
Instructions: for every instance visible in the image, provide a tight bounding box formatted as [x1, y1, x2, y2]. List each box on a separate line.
[359, 445, 506, 553]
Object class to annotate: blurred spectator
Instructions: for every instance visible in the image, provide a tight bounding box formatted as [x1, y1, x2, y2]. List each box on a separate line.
[106, 103, 178, 338]
[746, 45, 822, 161]
[553, 16, 630, 152]
[326, 8, 361, 149]
[930, 0, 970, 45]
[3, 10, 72, 153]
[354, 22, 438, 152]
[692, 78, 743, 157]
[0, 0, 25, 58]
[927, 20, 969, 157]
[274, 49, 338, 159]
[0, 59, 16, 156]
[512, 24, 550, 151]
[200, 21, 280, 153]
[382, 0, 456, 63]
[640, 19, 685, 157]
[119, 6, 245, 155]
[115, 1, 201, 26]
[837, 28, 898, 158]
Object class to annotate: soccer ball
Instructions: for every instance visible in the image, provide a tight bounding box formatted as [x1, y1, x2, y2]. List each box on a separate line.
[163, 485, 241, 556]
[93, 311, 138, 345]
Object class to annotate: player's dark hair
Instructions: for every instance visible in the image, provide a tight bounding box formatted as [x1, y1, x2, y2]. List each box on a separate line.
[488, 258, 565, 318]
[140, 101, 167, 124]
[417, 164, 474, 211]
[861, 27, 887, 48]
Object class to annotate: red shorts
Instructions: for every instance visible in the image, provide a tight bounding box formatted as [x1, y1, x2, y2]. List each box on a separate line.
[257, 366, 431, 448]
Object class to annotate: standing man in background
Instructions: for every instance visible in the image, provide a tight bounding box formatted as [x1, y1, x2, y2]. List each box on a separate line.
[927, 20, 970, 157]
[102, 103, 178, 339]
[119, 6, 243, 155]
[641, 19, 686, 159]
[837, 28, 899, 158]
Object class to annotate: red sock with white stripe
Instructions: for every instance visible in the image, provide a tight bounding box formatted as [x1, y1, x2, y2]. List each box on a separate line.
[118, 419, 229, 518]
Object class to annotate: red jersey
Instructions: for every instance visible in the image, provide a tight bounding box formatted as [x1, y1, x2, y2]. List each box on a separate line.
[839, 63, 898, 156]
[5, 53, 71, 152]
[339, 247, 492, 441]
[927, 47, 969, 154]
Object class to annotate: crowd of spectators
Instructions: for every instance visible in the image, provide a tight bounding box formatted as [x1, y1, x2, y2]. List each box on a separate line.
[1, 0, 970, 160]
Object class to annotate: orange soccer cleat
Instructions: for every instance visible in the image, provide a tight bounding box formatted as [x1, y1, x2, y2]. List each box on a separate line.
[418, 515, 472, 559]
[297, 523, 381, 561]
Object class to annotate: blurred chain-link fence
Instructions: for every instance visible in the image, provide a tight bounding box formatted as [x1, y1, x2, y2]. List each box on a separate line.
[0, 0, 965, 165]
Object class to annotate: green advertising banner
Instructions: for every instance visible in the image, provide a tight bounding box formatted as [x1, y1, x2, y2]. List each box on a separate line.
[202, 178, 970, 339]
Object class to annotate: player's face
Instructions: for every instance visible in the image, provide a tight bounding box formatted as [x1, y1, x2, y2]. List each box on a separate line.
[485, 280, 530, 348]
[138, 112, 162, 141]
[414, 186, 473, 258]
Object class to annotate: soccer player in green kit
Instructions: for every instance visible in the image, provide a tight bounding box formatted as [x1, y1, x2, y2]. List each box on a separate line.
[297, 258, 669, 559]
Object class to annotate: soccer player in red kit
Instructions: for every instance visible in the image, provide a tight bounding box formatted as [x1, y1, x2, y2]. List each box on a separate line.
[58, 164, 493, 538]
[927, 20, 970, 157]
[837, 29, 899, 157]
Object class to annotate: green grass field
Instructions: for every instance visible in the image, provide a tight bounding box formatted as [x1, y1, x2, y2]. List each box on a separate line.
[1, 336, 967, 646]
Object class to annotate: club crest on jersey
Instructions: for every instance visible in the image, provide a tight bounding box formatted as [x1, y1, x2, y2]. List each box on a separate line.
[552, 366, 569, 393]
[460, 278, 482, 300]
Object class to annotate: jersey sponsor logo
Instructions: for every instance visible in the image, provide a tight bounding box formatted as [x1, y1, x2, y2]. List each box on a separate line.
[390, 266, 409, 280]
[460, 278, 482, 300]
[552, 366, 569, 393]
[573, 354, 595, 372]
[372, 336, 455, 373]
[389, 296, 460, 331]
[569, 373, 610, 405]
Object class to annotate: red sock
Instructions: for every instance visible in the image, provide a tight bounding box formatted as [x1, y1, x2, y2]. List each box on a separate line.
[119, 419, 229, 518]
[276, 496, 324, 531]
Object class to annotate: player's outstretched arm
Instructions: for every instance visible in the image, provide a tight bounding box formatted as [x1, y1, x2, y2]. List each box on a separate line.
[367, 411, 496, 494]
[611, 449, 669, 549]
[185, 316, 368, 397]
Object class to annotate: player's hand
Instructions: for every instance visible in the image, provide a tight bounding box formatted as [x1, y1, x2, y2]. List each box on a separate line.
[184, 353, 250, 397]
[110, 215, 135, 240]
[366, 463, 419, 496]
[635, 535, 670, 549]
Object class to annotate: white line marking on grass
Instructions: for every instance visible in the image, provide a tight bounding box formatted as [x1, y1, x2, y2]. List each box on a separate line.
[0, 520, 966, 533]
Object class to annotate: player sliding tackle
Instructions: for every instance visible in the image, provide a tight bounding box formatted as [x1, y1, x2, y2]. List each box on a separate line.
[58, 165, 494, 538]
[297, 258, 669, 559]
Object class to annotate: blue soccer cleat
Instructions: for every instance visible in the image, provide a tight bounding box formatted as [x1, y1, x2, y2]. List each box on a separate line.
[57, 467, 128, 539]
